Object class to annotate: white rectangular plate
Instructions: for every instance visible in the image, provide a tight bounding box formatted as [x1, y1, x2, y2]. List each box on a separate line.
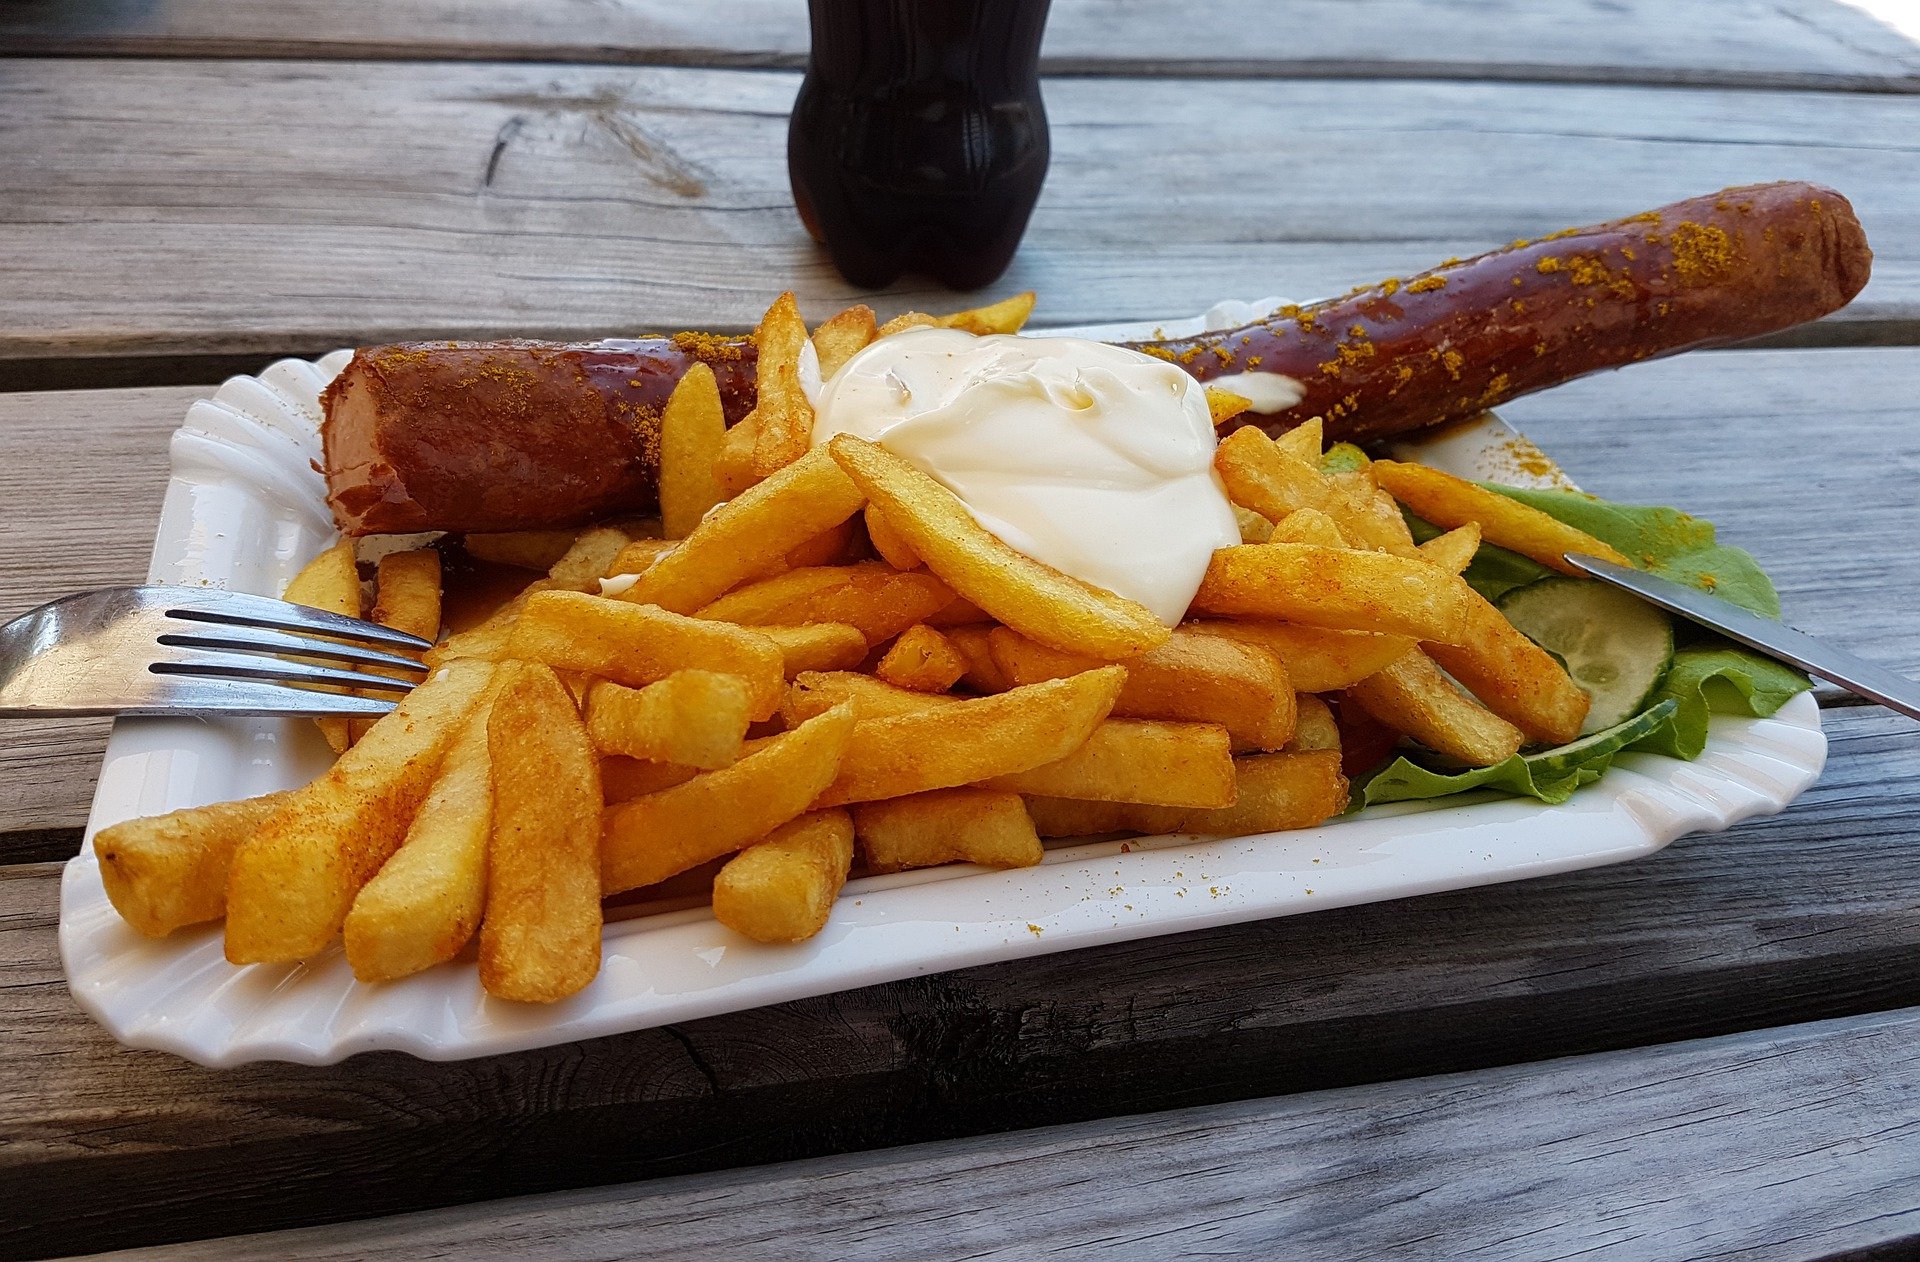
[60, 301, 1826, 1067]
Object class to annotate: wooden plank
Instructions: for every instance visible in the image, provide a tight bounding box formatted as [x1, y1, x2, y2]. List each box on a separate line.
[4, 349, 1915, 843]
[4, 0, 1917, 92]
[1, 62, 1917, 366]
[85, 1004, 1920, 1262]
[4, 703, 1918, 1257]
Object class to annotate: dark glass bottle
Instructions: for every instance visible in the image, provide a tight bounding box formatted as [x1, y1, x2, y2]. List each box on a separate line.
[788, 0, 1053, 290]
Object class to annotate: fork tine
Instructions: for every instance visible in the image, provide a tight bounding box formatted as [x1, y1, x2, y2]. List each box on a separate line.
[140, 675, 401, 717]
[152, 652, 418, 693]
[156, 627, 428, 674]
[162, 589, 435, 651]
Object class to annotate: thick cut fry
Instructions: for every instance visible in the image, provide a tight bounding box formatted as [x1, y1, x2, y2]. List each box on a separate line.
[1288, 693, 1340, 752]
[1372, 461, 1632, 575]
[830, 436, 1170, 659]
[658, 361, 729, 539]
[987, 719, 1236, 808]
[507, 590, 785, 720]
[605, 538, 678, 579]
[464, 529, 581, 572]
[601, 757, 701, 802]
[96, 791, 295, 937]
[348, 547, 445, 742]
[926, 596, 991, 626]
[750, 292, 816, 477]
[760, 622, 869, 676]
[697, 562, 954, 645]
[545, 526, 639, 591]
[1347, 651, 1525, 767]
[816, 666, 1125, 807]
[782, 670, 960, 725]
[712, 810, 855, 943]
[601, 703, 855, 894]
[1273, 417, 1324, 463]
[1270, 507, 1348, 549]
[1207, 388, 1254, 427]
[1186, 621, 1415, 693]
[812, 305, 878, 379]
[1193, 544, 1472, 644]
[1425, 591, 1591, 745]
[712, 414, 762, 496]
[989, 626, 1295, 750]
[585, 671, 753, 769]
[853, 789, 1042, 873]
[944, 624, 1012, 693]
[630, 444, 865, 614]
[479, 662, 603, 1003]
[425, 586, 536, 667]
[1025, 750, 1346, 838]
[1214, 427, 1417, 556]
[223, 660, 492, 963]
[1233, 504, 1275, 544]
[934, 291, 1036, 335]
[284, 538, 362, 753]
[864, 504, 922, 570]
[1419, 522, 1483, 574]
[343, 700, 493, 983]
[877, 311, 939, 338]
[781, 518, 857, 571]
[875, 625, 967, 693]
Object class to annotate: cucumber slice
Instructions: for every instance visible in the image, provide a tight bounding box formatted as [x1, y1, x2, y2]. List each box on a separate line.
[1522, 698, 1676, 778]
[1497, 576, 1675, 734]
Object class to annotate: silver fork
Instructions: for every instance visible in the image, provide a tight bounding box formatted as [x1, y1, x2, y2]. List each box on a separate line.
[0, 587, 431, 718]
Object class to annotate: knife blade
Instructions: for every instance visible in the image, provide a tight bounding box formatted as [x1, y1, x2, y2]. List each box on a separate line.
[1563, 553, 1920, 722]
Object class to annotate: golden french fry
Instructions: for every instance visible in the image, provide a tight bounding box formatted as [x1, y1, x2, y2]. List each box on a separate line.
[425, 586, 538, 668]
[659, 361, 729, 540]
[989, 626, 1294, 750]
[829, 435, 1170, 660]
[601, 703, 855, 895]
[943, 624, 1012, 693]
[284, 538, 362, 754]
[343, 699, 494, 983]
[479, 661, 603, 1003]
[781, 670, 960, 725]
[750, 292, 816, 477]
[697, 561, 954, 645]
[1214, 427, 1418, 556]
[1288, 693, 1340, 752]
[1233, 504, 1275, 544]
[864, 504, 922, 570]
[1347, 651, 1525, 767]
[1186, 620, 1416, 693]
[853, 789, 1042, 873]
[1207, 388, 1253, 427]
[585, 671, 753, 769]
[370, 549, 442, 641]
[1269, 507, 1348, 548]
[712, 809, 856, 944]
[630, 444, 865, 614]
[605, 538, 678, 579]
[464, 529, 582, 572]
[601, 756, 700, 803]
[223, 660, 493, 963]
[812, 305, 878, 380]
[1371, 461, 1632, 575]
[933, 291, 1036, 335]
[760, 622, 869, 676]
[1419, 522, 1483, 574]
[816, 666, 1125, 807]
[1426, 591, 1590, 746]
[877, 311, 939, 338]
[546, 526, 638, 591]
[96, 791, 296, 937]
[1024, 750, 1347, 838]
[508, 590, 785, 720]
[987, 718, 1235, 808]
[1193, 544, 1472, 644]
[875, 625, 967, 693]
[712, 414, 762, 496]
[926, 596, 991, 626]
[782, 518, 857, 571]
[1272, 417, 1324, 463]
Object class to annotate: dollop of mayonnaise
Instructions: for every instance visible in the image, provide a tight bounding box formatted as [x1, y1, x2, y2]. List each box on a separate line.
[807, 328, 1240, 626]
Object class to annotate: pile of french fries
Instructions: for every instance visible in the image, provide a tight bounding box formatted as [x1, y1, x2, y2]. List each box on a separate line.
[95, 291, 1627, 1004]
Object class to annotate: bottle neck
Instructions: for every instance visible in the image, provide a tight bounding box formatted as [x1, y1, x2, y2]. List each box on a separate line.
[804, 0, 1050, 95]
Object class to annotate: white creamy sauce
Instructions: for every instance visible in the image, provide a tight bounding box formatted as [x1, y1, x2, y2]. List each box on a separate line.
[1204, 370, 1306, 414]
[598, 573, 642, 597]
[807, 328, 1239, 625]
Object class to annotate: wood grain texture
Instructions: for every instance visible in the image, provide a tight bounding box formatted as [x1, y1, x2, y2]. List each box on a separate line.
[0, 61, 1916, 366]
[85, 1004, 1920, 1262]
[6, 704, 1918, 1258]
[4, 350, 1915, 846]
[5, 0, 1918, 91]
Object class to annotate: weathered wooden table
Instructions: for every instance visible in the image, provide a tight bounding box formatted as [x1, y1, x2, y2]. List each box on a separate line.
[4, 3, 1919, 1257]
